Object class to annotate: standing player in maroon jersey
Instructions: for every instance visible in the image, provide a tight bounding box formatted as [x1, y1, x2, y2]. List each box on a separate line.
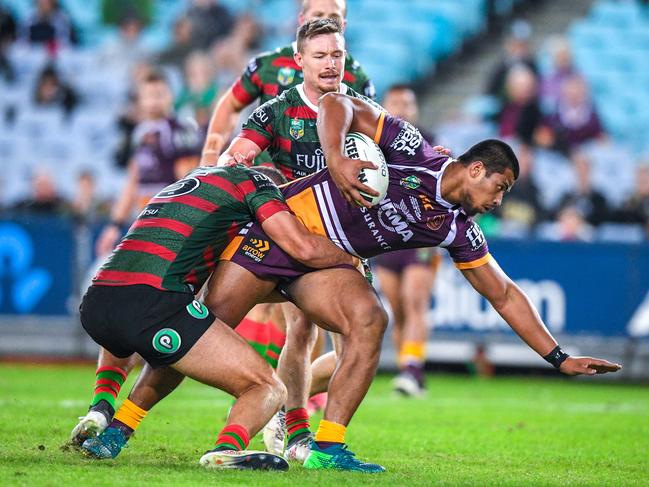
[77, 164, 359, 469]
[70, 71, 203, 445]
[372, 84, 440, 396]
[105, 95, 621, 472]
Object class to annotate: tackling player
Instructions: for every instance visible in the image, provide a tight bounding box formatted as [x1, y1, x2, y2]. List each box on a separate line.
[70, 71, 202, 445]
[372, 84, 440, 396]
[95, 95, 621, 473]
[78, 164, 358, 470]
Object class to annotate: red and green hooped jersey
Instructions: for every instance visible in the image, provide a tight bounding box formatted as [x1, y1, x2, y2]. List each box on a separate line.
[231, 42, 375, 107]
[240, 83, 375, 180]
[93, 165, 289, 293]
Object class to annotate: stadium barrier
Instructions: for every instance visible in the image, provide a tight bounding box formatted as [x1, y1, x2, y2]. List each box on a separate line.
[1, 216, 648, 378]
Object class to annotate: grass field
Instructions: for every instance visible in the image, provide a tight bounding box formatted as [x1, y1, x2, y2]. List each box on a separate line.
[1, 364, 648, 486]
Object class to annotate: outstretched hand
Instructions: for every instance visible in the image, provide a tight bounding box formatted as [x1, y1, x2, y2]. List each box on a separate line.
[432, 145, 452, 156]
[559, 356, 622, 376]
[220, 150, 257, 167]
[328, 155, 380, 208]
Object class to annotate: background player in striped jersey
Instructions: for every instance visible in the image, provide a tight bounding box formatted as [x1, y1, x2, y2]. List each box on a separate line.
[78, 164, 360, 469]
[217, 18, 376, 459]
[104, 95, 621, 472]
[70, 71, 203, 445]
[200, 0, 374, 165]
[372, 84, 441, 397]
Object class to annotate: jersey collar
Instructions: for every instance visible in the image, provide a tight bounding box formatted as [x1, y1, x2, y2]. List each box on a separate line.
[296, 83, 349, 113]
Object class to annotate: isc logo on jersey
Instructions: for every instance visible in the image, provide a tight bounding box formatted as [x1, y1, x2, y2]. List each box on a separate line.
[344, 132, 389, 206]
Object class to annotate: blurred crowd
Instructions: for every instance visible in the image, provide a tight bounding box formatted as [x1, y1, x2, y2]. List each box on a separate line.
[0, 1, 647, 241]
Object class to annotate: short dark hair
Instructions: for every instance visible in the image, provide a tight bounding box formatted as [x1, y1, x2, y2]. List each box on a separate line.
[457, 139, 520, 179]
[296, 18, 343, 53]
[250, 166, 288, 186]
[142, 70, 169, 86]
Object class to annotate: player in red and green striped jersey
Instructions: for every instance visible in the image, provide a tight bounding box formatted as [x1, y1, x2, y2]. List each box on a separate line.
[200, 0, 374, 166]
[75, 164, 359, 469]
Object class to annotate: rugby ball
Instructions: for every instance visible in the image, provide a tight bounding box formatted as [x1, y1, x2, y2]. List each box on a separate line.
[344, 132, 389, 206]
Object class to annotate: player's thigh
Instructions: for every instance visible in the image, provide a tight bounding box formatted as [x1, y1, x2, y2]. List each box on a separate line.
[374, 266, 403, 325]
[205, 261, 278, 327]
[173, 319, 278, 396]
[401, 265, 436, 312]
[288, 268, 386, 337]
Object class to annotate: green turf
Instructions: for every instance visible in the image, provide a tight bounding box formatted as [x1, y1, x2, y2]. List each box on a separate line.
[0, 365, 647, 486]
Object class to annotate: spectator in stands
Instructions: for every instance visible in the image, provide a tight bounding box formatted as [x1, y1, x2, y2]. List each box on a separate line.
[33, 63, 79, 116]
[175, 51, 218, 129]
[485, 20, 538, 102]
[12, 168, 66, 214]
[185, 0, 234, 50]
[556, 152, 609, 226]
[70, 170, 109, 222]
[0, 3, 16, 82]
[494, 144, 544, 234]
[156, 17, 195, 71]
[99, 15, 148, 70]
[212, 14, 261, 87]
[535, 75, 605, 156]
[540, 36, 577, 112]
[498, 65, 542, 145]
[552, 204, 595, 242]
[21, 0, 76, 47]
[614, 164, 649, 237]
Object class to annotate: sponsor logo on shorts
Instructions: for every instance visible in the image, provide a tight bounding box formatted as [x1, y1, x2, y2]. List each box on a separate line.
[400, 175, 421, 190]
[155, 178, 200, 198]
[152, 328, 182, 354]
[241, 237, 271, 262]
[186, 300, 209, 319]
[290, 118, 305, 140]
[426, 214, 446, 231]
[277, 67, 295, 86]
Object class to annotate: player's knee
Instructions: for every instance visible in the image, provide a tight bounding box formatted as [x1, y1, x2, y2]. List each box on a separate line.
[351, 300, 388, 340]
[268, 372, 288, 406]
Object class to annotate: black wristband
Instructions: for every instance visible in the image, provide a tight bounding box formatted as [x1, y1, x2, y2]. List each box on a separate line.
[543, 346, 569, 369]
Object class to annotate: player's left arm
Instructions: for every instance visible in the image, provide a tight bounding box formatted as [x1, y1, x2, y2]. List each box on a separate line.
[461, 259, 622, 376]
[261, 210, 358, 269]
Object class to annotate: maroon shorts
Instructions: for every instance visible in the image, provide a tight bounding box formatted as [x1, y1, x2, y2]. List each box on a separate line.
[219, 227, 356, 297]
[372, 248, 441, 274]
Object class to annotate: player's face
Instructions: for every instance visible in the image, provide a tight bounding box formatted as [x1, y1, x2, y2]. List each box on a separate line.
[463, 163, 515, 216]
[296, 33, 346, 94]
[383, 89, 418, 124]
[138, 81, 173, 120]
[300, 0, 346, 29]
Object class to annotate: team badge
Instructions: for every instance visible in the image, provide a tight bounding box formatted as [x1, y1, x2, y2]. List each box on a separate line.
[400, 175, 421, 190]
[277, 67, 295, 86]
[290, 118, 305, 140]
[152, 328, 181, 354]
[186, 300, 209, 319]
[426, 214, 445, 231]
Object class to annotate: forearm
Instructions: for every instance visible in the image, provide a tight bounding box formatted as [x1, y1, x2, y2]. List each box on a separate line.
[202, 90, 244, 162]
[494, 283, 557, 357]
[317, 93, 354, 166]
[110, 180, 137, 224]
[296, 235, 357, 269]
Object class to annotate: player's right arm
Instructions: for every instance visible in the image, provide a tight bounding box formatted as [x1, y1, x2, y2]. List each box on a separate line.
[317, 93, 384, 207]
[460, 259, 622, 376]
[217, 103, 275, 166]
[261, 211, 358, 269]
[95, 160, 139, 255]
[201, 56, 264, 165]
[201, 88, 248, 165]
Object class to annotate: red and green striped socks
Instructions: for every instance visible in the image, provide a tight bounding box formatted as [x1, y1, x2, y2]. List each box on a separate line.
[214, 424, 250, 451]
[266, 320, 286, 369]
[91, 366, 127, 411]
[286, 407, 310, 446]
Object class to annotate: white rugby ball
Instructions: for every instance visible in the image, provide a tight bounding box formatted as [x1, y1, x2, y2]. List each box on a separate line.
[344, 132, 389, 206]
